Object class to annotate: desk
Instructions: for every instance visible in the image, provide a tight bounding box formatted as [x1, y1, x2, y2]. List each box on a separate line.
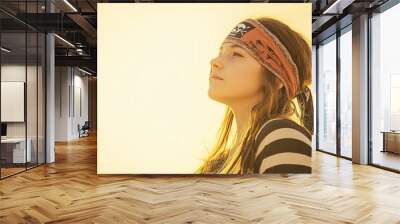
[381, 131, 400, 154]
[1, 138, 32, 163]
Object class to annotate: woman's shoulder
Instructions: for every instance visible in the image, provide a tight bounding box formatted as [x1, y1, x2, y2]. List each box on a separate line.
[255, 117, 312, 144]
[253, 117, 312, 174]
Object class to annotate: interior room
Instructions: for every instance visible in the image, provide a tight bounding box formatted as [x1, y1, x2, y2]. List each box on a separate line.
[0, 0, 399, 223]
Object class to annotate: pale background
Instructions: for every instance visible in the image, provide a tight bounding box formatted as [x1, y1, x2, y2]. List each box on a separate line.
[97, 3, 311, 174]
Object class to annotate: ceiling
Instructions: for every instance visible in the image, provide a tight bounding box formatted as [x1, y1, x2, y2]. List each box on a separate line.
[0, 0, 394, 75]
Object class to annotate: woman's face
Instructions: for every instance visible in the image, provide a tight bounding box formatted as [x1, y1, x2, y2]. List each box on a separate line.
[208, 41, 265, 105]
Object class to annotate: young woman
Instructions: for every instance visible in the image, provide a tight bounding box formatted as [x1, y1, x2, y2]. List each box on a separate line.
[196, 17, 313, 174]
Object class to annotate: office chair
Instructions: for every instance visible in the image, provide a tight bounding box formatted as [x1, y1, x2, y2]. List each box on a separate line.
[79, 121, 90, 138]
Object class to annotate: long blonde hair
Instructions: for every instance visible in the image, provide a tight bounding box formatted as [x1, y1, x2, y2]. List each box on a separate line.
[196, 17, 312, 174]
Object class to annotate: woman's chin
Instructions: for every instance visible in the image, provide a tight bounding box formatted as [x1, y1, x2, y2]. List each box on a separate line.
[208, 89, 227, 104]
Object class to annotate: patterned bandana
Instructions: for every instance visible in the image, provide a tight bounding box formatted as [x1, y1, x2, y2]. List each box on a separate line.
[222, 19, 300, 99]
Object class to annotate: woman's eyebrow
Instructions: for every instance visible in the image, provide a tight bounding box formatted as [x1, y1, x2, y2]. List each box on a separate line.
[219, 44, 243, 51]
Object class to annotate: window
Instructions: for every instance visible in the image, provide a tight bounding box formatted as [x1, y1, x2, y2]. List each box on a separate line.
[339, 26, 352, 158]
[370, 2, 400, 171]
[317, 35, 337, 154]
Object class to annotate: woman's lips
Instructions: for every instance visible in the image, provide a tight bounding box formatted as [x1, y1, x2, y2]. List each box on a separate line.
[210, 74, 224, 80]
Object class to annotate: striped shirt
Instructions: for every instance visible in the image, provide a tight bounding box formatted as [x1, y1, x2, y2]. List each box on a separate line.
[253, 118, 312, 174]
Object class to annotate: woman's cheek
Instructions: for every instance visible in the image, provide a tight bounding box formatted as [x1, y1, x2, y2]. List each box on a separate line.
[226, 71, 255, 98]
[235, 63, 261, 93]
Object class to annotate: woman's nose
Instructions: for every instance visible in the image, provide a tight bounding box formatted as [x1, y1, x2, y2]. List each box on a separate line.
[210, 56, 223, 69]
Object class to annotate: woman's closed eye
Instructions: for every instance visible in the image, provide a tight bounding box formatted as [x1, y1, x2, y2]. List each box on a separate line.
[232, 52, 243, 57]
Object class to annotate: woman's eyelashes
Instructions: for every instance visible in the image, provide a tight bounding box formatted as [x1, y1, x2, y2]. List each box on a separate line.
[233, 52, 243, 57]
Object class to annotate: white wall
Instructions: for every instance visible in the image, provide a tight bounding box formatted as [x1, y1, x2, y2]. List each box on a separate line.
[55, 67, 89, 141]
[1, 64, 41, 138]
[55, 66, 69, 141]
[72, 72, 89, 138]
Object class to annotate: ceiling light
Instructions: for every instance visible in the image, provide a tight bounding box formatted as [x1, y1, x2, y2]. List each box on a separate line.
[322, 0, 355, 15]
[77, 67, 93, 76]
[63, 0, 78, 12]
[1, 47, 11, 53]
[54, 34, 75, 48]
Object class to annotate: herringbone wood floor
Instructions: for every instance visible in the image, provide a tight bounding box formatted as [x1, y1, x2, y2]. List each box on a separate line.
[0, 133, 400, 224]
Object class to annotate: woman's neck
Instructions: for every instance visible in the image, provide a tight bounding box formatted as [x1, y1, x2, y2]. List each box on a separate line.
[229, 95, 262, 141]
[232, 106, 251, 141]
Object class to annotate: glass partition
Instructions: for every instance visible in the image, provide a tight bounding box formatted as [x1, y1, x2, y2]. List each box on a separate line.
[27, 30, 38, 169]
[0, 31, 28, 178]
[38, 31, 45, 165]
[0, 1, 46, 179]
